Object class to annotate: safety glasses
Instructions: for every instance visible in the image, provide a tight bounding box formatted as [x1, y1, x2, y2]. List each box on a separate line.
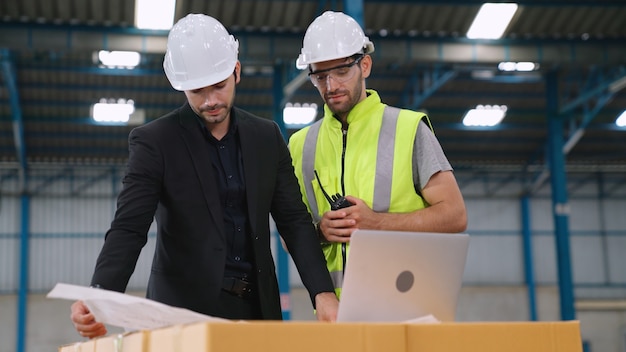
[308, 55, 363, 88]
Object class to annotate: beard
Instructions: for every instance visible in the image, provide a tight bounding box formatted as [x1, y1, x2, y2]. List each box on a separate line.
[323, 75, 364, 118]
[194, 90, 236, 125]
[197, 103, 230, 124]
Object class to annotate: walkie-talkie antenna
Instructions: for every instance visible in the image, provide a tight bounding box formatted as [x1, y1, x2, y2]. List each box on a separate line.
[314, 170, 335, 204]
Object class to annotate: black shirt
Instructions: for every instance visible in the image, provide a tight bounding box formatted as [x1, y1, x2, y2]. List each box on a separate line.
[197, 110, 255, 281]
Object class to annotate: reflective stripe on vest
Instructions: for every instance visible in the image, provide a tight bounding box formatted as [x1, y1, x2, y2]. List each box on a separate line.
[301, 105, 401, 223]
[302, 120, 322, 222]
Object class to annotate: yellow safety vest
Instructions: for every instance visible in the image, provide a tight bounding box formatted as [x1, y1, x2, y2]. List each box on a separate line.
[289, 90, 430, 297]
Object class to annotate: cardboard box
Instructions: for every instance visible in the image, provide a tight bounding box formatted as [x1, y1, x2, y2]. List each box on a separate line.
[94, 334, 123, 352]
[62, 321, 582, 352]
[177, 321, 405, 352]
[59, 331, 148, 352]
[150, 324, 185, 352]
[95, 331, 149, 352]
[58, 339, 95, 352]
[406, 321, 582, 352]
[122, 331, 150, 352]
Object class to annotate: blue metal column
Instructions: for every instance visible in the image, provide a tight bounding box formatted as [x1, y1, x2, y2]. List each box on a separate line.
[344, 0, 365, 27]
[2, 49, 30, 352]
[520, 195, 537, 321]
[17, 195, 31, 352]
[273, 61, 291, 320]
[596, 173, 611, 285]
[546, 70, 576, 321]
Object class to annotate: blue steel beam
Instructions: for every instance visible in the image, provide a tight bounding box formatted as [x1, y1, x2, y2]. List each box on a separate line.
[273, 61, 291, 320]
[344, 0, 365, 27]
[402, 68, 457, 110]
[0, 50, 27, 177]
[282, 70, 309, 106]
[8, 114, 624, 132]
[3, 23, 624, 66]
[546, 70, 576, 321]
[529, 66, 626, 193]
[560, 69, 626, 115]
[16, 196, 30, 352]
[0, 50, 31, 352]
[562, 92, 614, 155]
[30, 168, 72, 194]
[521, 196, 537, 321]
[528, 68, 624, 192]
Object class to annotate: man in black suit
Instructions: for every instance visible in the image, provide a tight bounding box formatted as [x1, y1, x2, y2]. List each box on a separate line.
[71, 14, 338, 338]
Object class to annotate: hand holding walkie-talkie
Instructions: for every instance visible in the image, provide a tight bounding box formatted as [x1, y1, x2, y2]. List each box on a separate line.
[328, 193, 353, 210]
[314, 170, 354, 210]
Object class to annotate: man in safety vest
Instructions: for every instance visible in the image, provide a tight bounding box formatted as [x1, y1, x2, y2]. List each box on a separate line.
[289, 11, 468, 297]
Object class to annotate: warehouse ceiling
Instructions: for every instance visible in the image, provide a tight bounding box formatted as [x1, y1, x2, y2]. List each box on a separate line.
[1, 0, 625, 194]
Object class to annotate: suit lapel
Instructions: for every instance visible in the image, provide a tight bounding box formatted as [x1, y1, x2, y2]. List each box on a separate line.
[177, 103, 225, 240]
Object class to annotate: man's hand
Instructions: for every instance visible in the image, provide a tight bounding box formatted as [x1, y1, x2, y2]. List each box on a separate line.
[318, 195, 385, 243]
[70, 300, 107, 339]
[318, 200, 359, 243]
[314, 292, 339, 322]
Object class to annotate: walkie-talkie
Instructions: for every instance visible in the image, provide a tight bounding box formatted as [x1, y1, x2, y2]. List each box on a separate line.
[314, 170, 354, 210]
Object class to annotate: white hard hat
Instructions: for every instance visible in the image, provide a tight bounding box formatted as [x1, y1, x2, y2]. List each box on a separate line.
[296, 11, 374, 70]
[163, 14, 239, 91]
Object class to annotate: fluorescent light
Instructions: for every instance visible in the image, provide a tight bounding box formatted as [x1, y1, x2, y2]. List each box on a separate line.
[467, 3, 518, 40]
[135, 0, 176, 30]
[463, 105, 508, 127]
[616, 111, 626, 127]
[498, 61, 538, 72]
[92, 99, 135, 124]
[498, 62, 517, 71]
[98, 50, 141, 69]
[515, 62, 538, 72]
[283, 103, 318, 126]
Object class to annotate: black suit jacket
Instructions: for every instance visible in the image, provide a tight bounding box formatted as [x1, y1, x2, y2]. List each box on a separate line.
[91, 102, 334, 319]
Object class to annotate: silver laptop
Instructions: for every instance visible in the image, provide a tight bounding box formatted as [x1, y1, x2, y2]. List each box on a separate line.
[336, 229, 470, 322]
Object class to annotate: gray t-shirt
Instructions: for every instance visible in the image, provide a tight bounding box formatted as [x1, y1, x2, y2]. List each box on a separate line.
[413, 120, 452, 191]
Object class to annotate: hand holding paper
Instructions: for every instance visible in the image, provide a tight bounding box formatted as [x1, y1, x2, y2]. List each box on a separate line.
[47, 283, 229, 332]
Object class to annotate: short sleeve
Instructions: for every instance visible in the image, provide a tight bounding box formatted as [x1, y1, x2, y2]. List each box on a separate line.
[413, 120, 453, 191]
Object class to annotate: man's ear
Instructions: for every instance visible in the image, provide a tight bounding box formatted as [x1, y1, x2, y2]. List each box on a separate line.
[234, 61, 242, 84]
[360, 55, 372, 79]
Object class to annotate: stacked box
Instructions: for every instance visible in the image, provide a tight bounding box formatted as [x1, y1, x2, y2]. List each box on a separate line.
[60, 321, 582, 352]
